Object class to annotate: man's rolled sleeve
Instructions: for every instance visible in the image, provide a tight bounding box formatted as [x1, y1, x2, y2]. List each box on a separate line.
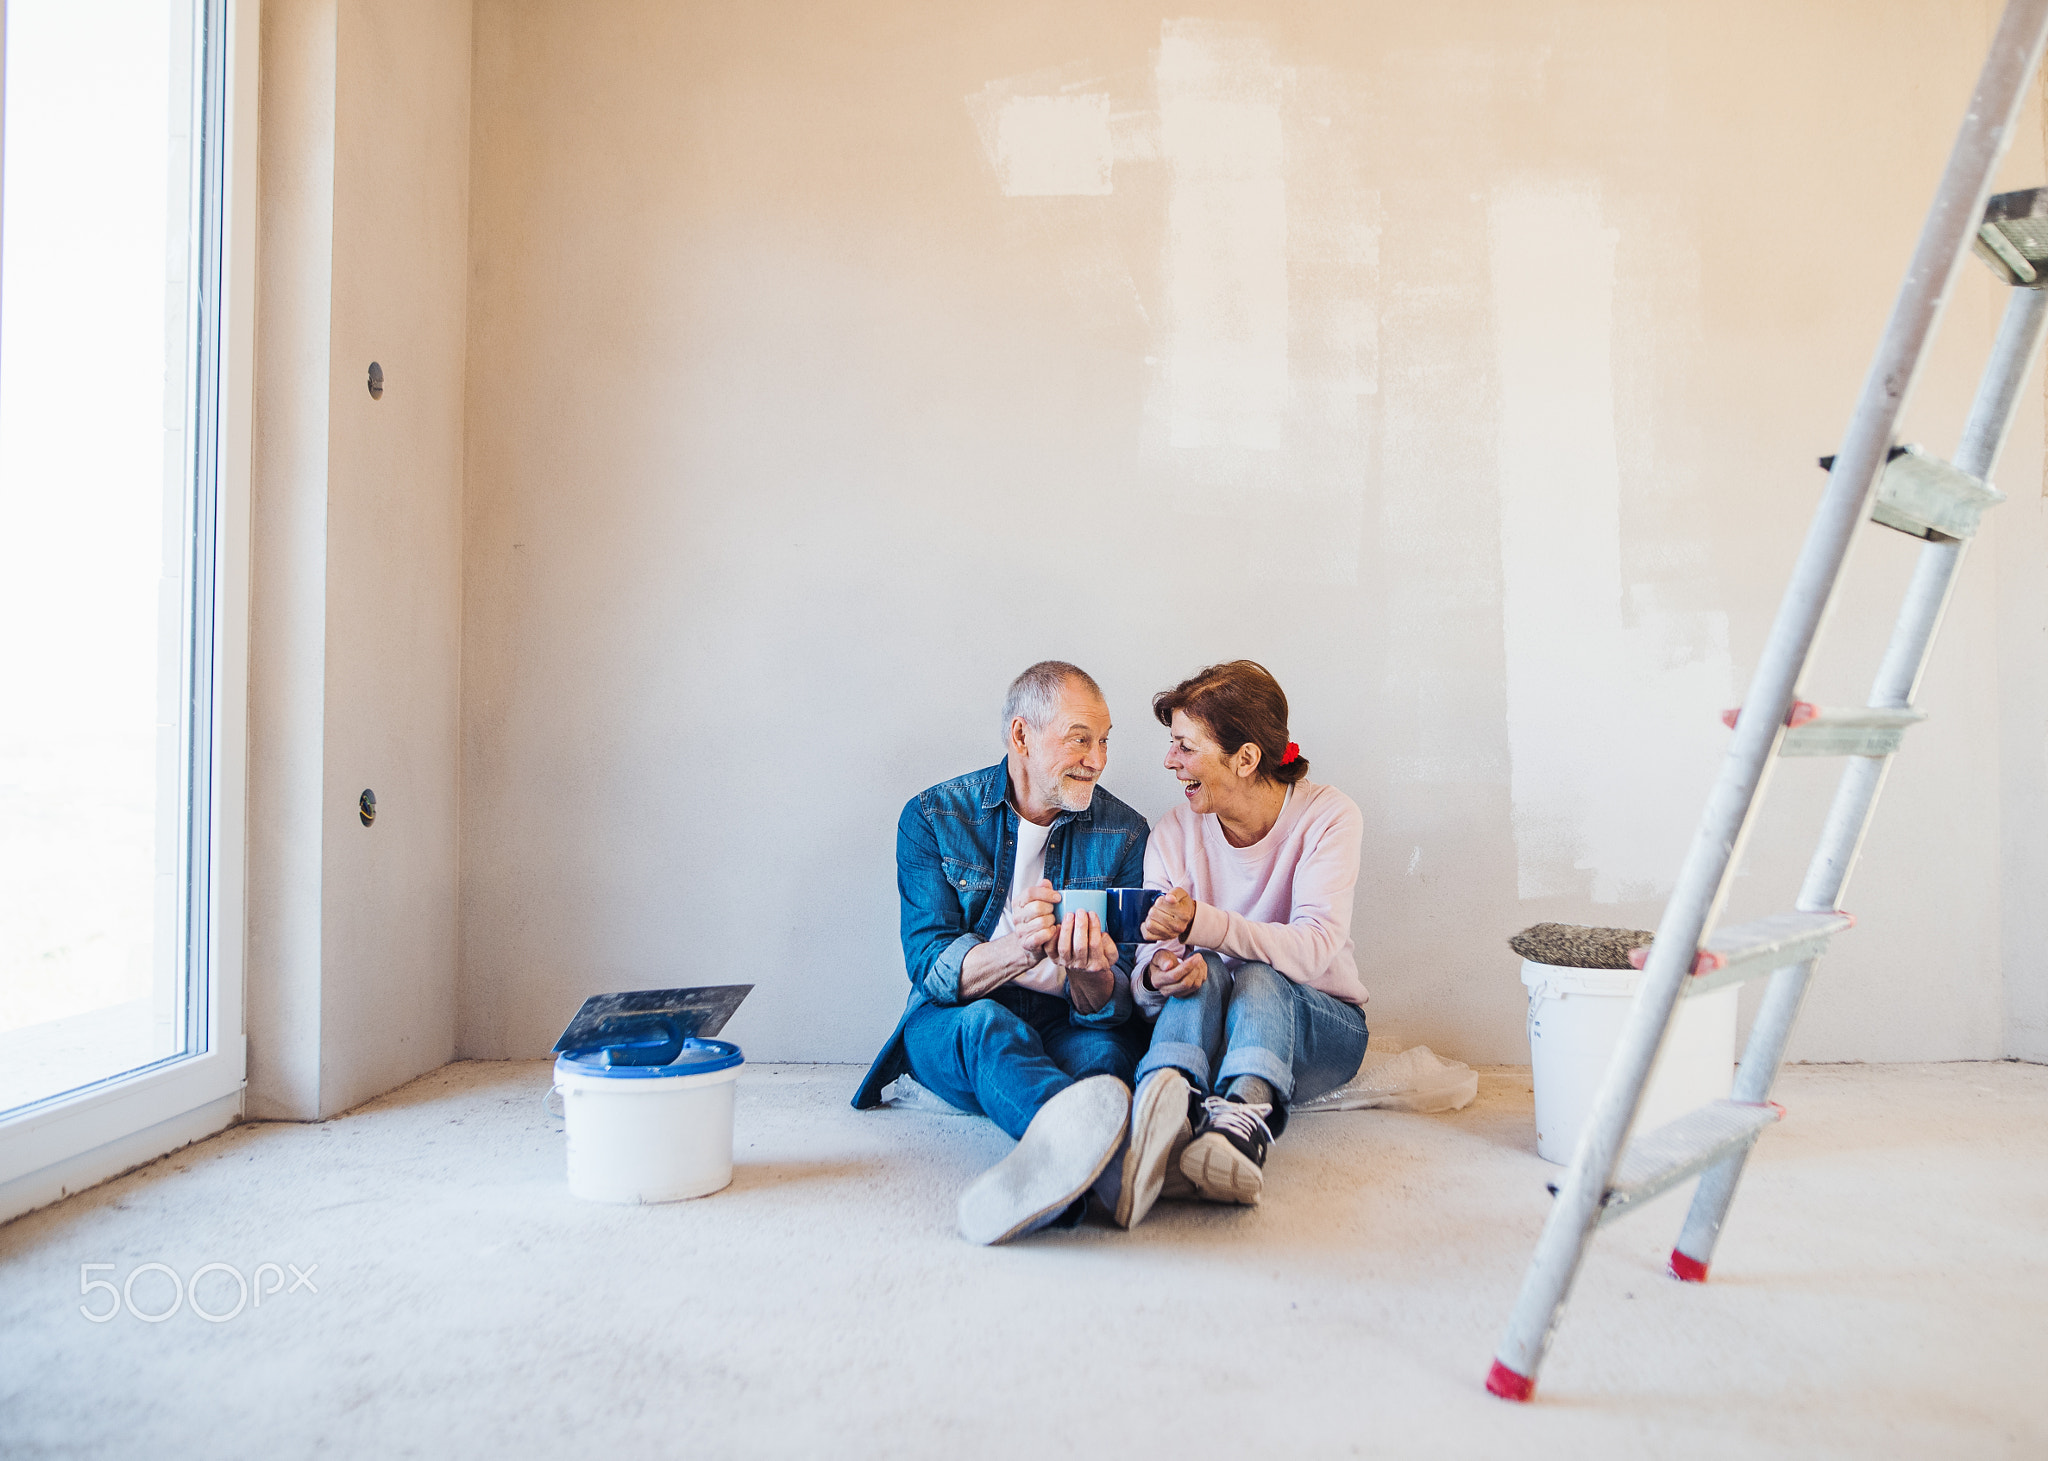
[920, 932, 980, 1007]
[1069, 966, 1134, 1026]
[897, 796, 979, 1007]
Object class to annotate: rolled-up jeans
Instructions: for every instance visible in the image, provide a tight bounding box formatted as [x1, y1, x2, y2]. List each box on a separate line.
[1135, 957, 1368, 1137]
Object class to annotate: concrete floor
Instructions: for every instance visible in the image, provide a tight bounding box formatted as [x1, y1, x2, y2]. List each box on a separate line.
[0, 1059, 2041, 1459]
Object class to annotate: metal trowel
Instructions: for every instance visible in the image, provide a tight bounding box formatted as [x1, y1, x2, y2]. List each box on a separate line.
[550, 985, 753, 1067]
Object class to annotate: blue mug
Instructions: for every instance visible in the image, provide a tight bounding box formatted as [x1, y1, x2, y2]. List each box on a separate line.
[1105, 887, 1163, 944]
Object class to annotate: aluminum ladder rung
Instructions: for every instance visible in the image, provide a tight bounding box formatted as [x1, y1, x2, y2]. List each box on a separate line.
[1780, 704, 1926, 757]
[1868, 443, 2005, 541]
[1720, 700, 1928, 757]
[1626, 909, 1854, 997]
[1974, 185, 2048, 284]
[1594, 1101, 1782, 1223]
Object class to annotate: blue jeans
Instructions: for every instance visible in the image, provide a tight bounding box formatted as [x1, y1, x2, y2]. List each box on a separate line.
[901, 986, 1146, 1140]
[1136, 959, 1369, 1137]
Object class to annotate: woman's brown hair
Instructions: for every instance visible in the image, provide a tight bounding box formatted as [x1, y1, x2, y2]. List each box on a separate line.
[1152, 660, 1308, 785]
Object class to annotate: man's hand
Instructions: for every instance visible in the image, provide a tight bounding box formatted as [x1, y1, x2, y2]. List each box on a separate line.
[1014, 879, 1059, 955]
[1142, 948, 1207, 999]
[957, 880, 1062, 1000]
[1052, 909, 1116, 974]
[1054, 909, 1118, 1014]
[1141, 887, 1197, 942]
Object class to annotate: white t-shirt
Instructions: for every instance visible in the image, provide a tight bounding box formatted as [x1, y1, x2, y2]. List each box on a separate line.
[993, 812, 1066, 995]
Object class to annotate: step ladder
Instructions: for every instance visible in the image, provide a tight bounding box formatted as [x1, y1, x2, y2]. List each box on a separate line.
[1486, 0, 2048, 1403]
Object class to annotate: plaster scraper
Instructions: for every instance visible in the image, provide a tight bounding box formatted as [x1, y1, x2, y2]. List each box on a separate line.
[551, 985, 753, 1066]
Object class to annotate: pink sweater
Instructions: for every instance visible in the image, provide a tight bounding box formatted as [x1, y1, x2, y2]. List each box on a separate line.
[1134, 780, 1368, 1014]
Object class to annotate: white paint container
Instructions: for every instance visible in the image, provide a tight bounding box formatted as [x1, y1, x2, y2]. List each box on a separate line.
[1521, 960, 1735, 1165]
[552, 1039, 742, 1203]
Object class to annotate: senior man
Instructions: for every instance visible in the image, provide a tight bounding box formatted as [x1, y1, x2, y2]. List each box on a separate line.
[853, 661, 1151, 1244]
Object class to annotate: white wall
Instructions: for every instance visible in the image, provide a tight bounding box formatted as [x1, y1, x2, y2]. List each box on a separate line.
[441, 0, 2047, 1069]
[246, 0, 334, 1117]
[246, 0, 470, 1117]
[1998, 336, 2048, 1057]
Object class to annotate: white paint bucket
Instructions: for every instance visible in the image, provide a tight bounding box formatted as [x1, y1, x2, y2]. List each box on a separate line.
[1521, 959, 1735, 1166]
[551, 1038, 742, 1203]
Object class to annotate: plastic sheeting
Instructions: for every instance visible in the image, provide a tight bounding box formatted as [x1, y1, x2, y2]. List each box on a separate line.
[1292, 1045, 1478, 1115]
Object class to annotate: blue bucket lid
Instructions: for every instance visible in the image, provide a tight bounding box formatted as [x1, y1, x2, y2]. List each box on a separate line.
[554, 1037, 743, 1079]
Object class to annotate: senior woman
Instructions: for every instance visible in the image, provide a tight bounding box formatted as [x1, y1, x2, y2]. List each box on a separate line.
[1115, 659, 1368, 1227]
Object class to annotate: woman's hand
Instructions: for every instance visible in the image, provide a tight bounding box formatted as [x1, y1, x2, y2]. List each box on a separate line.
[1143, 948, 1207, 999]
[1141, 887, 1197, 942]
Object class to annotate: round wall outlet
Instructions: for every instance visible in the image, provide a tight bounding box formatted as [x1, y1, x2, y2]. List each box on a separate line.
[367, 361, 384, 399]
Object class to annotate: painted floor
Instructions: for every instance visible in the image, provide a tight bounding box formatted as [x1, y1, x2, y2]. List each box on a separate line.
[1, 1059, 2041, 1459]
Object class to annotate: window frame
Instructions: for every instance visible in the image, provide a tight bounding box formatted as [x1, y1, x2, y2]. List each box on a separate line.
[0, 0, 254, 1220]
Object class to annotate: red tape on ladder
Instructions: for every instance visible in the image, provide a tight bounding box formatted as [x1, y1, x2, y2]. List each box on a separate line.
[1669, 1249, 1710, 1283]
[1721, 700, 1819, 730]
[1485, 1359, 1536, 1402]
[1627, 946, 1725, 976]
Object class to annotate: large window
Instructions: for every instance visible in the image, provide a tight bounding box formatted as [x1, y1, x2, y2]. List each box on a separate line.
[0, 0, 227, 1120]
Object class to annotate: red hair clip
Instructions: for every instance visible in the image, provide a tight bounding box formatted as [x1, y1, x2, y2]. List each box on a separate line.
[1280, 742, 1300, 764]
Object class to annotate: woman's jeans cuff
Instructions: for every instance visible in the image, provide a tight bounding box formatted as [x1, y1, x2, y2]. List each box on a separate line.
[1136, 1040, 1211, 1092]
[1215, 1047, 1295, 1103]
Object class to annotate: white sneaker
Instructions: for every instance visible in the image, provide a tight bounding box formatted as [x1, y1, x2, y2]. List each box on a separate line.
[957, 1075, 1131, 1245]
[1114, 1069, 1200, 1228]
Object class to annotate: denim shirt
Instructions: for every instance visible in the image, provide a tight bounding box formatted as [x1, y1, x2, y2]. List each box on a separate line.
[852, 759, 1151, 1110]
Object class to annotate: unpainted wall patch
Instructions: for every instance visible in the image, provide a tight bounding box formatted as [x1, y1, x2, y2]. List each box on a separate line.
[995, 93, 1113, 196]
[1490, 179, 1732, 903]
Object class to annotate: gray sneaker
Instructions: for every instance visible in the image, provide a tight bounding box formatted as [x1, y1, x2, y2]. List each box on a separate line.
[1113, 1069, 1201, 1228]
[957, 1075, 1131, 1245]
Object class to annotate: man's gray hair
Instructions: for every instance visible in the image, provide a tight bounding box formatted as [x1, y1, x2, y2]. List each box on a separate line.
[1002, 660, 1103, 739]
